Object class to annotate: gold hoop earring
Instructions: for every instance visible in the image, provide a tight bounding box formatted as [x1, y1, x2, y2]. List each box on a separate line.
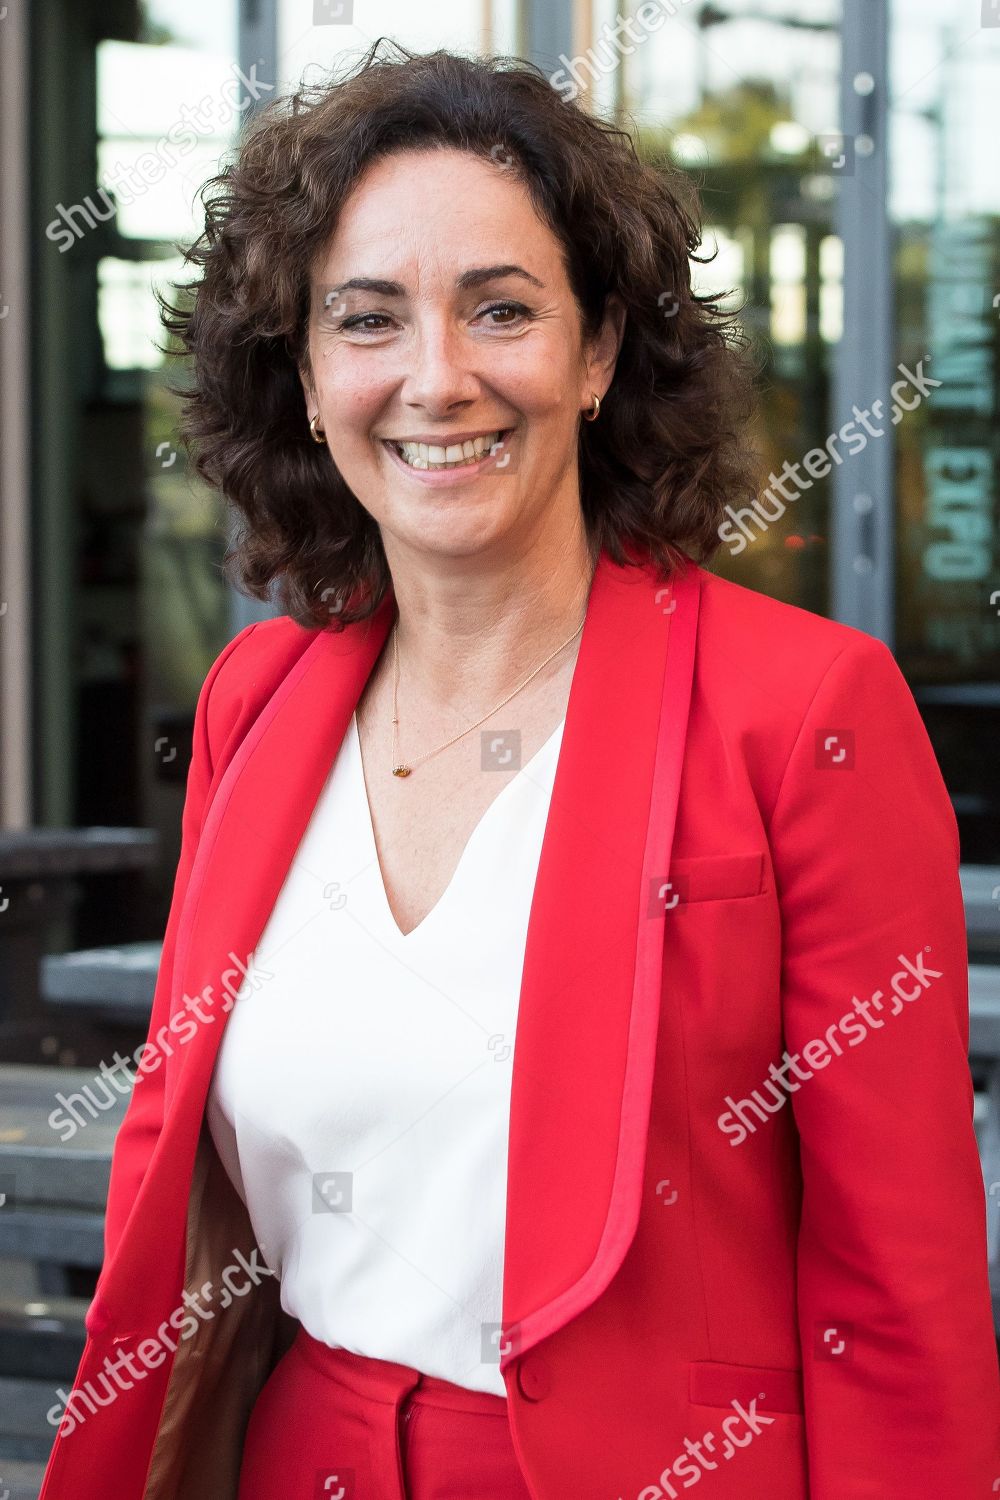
[309, 413, 327, 444]
[583, 392, 601, 422]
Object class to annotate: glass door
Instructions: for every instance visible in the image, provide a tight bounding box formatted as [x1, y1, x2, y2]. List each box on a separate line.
[888, 1, 1000, 865]
[620, 0, 842, 618]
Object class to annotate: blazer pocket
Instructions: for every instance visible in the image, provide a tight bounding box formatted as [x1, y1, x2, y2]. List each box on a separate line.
[665, 852, 765, 906]
[688, 1359, 803, 1416]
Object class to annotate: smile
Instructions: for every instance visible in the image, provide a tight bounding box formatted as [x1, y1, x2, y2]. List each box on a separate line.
[384, 430, 514, 471]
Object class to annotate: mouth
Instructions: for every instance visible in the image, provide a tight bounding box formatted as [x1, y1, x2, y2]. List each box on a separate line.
[382, 429, 515, 472]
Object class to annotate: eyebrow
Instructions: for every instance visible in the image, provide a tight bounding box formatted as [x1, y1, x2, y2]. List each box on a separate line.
[321, 264, 545, 299]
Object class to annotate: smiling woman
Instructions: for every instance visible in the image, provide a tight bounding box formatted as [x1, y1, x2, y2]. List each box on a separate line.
[296, 141, 636, 597]
[155, 37, 761, 631]
[37, 33, 999, 1500]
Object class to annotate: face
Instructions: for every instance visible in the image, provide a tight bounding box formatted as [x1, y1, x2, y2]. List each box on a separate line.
[299, 146, 624, 566]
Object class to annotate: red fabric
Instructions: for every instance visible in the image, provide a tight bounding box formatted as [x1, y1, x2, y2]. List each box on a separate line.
[237, 1329, 532, 1500]
[37, 551, 1000, 1500]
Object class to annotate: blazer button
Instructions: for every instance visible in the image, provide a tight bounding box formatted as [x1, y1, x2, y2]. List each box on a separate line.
[516, 1353, 552, 1402]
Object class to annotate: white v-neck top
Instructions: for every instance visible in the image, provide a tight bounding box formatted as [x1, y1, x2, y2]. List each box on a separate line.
[205, 708, 565, 1396]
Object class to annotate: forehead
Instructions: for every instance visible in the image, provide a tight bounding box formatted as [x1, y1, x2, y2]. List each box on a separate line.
[312, 147, 561, 284]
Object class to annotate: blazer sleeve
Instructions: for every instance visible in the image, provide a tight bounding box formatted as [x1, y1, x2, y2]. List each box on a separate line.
[767, 632, 999, 1496]
[99, 621, 261, 1268]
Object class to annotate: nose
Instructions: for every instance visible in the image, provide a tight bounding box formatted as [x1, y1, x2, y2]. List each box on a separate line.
[398, 311, 481, 413]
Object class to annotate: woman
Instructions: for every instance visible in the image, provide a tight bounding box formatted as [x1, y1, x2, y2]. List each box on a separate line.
[39, 39, 998, 1500]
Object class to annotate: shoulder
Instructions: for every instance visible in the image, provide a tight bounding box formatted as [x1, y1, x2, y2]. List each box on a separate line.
[687, 565, 946, 837]
[689, 564, 953, 852]
[692, 563, 899, 715]
[687, 564, 932, 801]
[197, 614, 322, 771]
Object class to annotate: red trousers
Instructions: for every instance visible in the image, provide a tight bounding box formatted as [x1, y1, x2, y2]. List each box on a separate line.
[236, 1326, 534, 1499]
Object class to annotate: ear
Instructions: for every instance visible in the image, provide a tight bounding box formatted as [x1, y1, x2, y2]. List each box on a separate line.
[583, 293, 627, 404]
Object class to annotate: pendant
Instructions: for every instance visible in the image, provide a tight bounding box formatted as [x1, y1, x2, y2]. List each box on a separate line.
[392, 765, 412, 777]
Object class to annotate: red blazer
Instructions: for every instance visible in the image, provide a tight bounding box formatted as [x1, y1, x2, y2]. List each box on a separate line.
[39, 547, 999, 1500]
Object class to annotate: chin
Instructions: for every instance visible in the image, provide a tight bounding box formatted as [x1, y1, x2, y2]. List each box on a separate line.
[396, 515, 514, 560]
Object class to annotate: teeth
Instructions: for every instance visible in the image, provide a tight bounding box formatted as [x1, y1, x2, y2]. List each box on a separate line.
[391, 431, 506, 470]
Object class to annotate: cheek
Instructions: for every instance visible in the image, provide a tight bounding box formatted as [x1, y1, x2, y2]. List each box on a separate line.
[497, 346, 581, 412]
[515, 379, 581, 425]
[318, 368, 390, 434]
[315, 337, 388, 386]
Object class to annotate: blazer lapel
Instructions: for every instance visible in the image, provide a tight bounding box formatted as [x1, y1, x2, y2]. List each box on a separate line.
[107, 595, 397, 1319]
[500, 550, 700, 1362]
[102, 547, 700, 1355]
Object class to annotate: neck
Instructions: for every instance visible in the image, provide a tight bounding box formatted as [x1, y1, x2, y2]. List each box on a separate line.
[380, 523, 599, 712]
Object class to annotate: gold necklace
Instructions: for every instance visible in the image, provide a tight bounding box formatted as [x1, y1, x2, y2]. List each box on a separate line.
[389, 614, 585, 777]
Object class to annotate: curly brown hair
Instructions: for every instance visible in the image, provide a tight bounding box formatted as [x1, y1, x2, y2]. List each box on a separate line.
[159, 37, 763, 630]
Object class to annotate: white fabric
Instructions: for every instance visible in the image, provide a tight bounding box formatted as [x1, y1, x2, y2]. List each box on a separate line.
[206, 708, 565, 1395]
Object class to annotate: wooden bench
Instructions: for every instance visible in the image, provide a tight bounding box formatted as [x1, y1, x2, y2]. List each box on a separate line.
[0, 829, 159, 1067]
[40, 941, 160, 1027]
[0, 1064, 129, 1282]
[0, 1066, 129, 1478]
[0, 1457, 49, 1498]
[969, 963, 1000, 1332]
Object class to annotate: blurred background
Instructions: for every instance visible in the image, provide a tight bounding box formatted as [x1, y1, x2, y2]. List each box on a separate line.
[0, 0, 998, 1492]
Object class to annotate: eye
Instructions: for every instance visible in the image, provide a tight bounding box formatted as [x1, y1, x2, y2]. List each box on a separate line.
[333, 301, 532, 335]
[339, 313, 393, 332]
[479, 300, 530, 326]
